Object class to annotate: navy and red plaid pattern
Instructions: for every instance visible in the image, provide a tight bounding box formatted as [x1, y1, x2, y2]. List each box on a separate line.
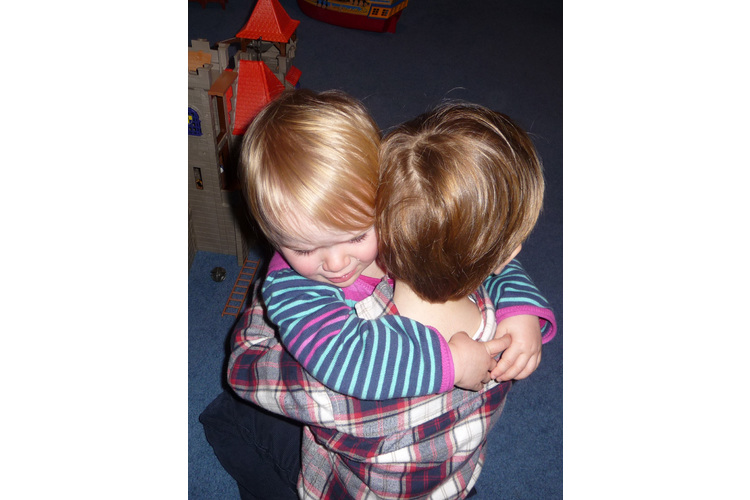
[229, 280, 513, 499]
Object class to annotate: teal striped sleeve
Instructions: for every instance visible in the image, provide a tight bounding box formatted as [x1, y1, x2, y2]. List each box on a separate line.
[262, 269, 454, 400]
[483, 259, 558, 343]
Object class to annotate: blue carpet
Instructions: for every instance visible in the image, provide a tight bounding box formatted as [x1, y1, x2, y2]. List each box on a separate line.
[189, 252, 244, 499]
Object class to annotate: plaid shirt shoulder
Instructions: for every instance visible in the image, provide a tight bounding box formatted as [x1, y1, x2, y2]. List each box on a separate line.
[353, 274, 399, 319]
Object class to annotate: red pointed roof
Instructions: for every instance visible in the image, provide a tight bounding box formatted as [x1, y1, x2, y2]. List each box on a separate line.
[232, 60, 285, 136]
[285, 65, 302, 87]
[236, 0, 300, 43]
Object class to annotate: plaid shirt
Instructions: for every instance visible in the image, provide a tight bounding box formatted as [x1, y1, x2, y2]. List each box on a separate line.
[229, 278, 513, 499]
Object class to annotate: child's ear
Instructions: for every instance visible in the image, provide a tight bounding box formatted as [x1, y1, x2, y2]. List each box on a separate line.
[505, 244, 522, 263]
[493, 245, 522, 274]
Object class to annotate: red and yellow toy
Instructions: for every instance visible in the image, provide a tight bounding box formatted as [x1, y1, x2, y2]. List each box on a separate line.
[296, 0, 409, 33]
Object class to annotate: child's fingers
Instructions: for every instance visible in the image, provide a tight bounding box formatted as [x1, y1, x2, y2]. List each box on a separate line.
[493, 352, 537, 381]
[484, 335, 511, 357]
[490, 346, 520, 379]
[498, 360, 525, 381]
[513, 352, 542, 380]
[487, 358, 498, 373]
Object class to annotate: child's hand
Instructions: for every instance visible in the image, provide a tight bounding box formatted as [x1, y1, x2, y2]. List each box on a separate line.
[449, 332, 511, 391]
[490, 315, 542, 381]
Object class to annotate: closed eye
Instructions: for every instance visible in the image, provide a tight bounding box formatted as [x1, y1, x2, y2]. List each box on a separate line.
[350, 232, 368, 244]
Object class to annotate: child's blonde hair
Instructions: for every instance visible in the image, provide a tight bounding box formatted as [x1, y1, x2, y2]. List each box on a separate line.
[240, 89, 381, 247]
[377, 102, 545, 302]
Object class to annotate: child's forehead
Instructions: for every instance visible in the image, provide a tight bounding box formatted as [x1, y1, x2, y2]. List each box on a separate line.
[280, 225, 365, 249]
[278, 212, 365, 248]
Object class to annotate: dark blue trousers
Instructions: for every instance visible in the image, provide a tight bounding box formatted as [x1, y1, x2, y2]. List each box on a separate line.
[200, 390, 302, 500]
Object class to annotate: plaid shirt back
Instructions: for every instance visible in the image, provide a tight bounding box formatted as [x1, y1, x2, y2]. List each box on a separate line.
[229, 278, 512, 499]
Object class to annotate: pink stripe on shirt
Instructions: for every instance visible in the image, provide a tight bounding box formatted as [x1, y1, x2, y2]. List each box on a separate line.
[495, 305, 557, 343]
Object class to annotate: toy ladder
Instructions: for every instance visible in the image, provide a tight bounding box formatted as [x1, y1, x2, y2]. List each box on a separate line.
[222, 257, 261, 317]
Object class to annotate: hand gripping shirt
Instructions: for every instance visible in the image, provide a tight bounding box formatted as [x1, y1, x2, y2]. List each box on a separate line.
[262, 252, 556, 399]
[229, 277, 539, 499]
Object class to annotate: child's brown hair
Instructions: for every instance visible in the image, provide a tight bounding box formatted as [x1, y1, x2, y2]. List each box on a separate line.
[377, 102, 544, 302]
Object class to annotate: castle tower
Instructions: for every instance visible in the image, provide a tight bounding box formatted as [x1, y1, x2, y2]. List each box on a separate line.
[235, 0, 302, 90]
[188, 39, 252, 267]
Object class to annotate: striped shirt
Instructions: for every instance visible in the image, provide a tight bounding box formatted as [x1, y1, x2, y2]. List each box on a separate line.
[229, 278, 528, 499]
[262, 252, 556, 399]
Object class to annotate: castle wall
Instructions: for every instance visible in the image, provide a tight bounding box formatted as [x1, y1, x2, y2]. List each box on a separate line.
[189, 207, 197, 270]
[189, 44, 249, 266]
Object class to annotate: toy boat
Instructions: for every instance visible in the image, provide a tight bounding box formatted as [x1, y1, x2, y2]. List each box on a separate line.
[296, 0, 409, 33]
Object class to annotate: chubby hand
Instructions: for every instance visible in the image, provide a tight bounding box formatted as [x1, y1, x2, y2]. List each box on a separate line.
[449, 332, 512, 391]
[490, 315, 542, 382]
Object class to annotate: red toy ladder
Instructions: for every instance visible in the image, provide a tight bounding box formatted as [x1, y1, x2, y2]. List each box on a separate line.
[222, 257, 261, 317]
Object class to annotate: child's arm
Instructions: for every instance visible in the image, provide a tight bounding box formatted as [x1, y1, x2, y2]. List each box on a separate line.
[263, 266, 460, 400]
[228, 283, 499, 433]
[483, 259, 558, 381]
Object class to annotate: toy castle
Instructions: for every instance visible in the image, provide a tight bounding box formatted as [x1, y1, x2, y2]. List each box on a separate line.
[188, 0, 302, 269]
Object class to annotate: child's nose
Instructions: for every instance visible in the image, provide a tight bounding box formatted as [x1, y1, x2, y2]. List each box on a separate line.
[323, 249, 349, 273]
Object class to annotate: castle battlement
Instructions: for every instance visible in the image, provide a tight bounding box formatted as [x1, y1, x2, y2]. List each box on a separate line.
[188, 39, 230, 89]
